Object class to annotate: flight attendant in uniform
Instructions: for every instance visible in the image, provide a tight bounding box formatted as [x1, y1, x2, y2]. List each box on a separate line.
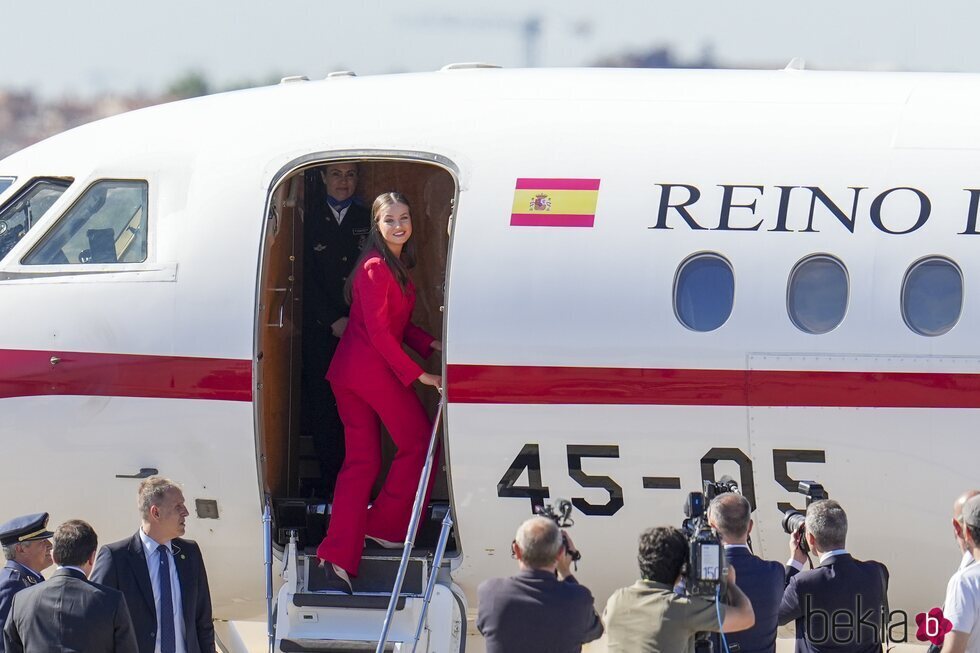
[302, 162, 372, 496]
[0, 513, 53, 652]
[316, 191, 442, 593]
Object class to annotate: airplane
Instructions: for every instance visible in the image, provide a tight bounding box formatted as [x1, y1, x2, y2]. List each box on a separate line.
[1, 64, 978, 651]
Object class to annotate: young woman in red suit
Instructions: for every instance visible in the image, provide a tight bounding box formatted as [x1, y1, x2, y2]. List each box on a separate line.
[317, 191, 442, 593]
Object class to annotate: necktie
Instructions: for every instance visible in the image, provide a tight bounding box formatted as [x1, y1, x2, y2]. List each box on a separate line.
[157, 544, 176, 653]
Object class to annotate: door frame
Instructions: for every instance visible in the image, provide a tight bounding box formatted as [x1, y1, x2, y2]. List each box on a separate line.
[253, 148, 462, 523]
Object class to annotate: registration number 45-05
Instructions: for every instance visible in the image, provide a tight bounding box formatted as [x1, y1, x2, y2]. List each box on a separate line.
[495, 443, 828, 516]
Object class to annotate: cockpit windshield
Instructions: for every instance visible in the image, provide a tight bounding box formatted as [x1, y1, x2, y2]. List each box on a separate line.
[0, 178, 72, 263]
[0, 178, 14, 195]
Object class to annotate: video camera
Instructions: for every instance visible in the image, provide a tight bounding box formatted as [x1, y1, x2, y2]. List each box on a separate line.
[779, 481, 826, 555]
[534, 498, 581, 568]
[680, 476, 740, 597]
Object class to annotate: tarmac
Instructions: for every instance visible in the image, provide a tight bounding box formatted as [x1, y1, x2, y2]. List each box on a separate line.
[230, 619, 930, 652]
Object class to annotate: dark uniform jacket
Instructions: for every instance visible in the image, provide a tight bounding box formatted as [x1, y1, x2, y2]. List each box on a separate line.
[90, 533, 215, 653]
[302, 199, 371, 339]
[712, 546, 786, 653]
[0, 562, 43, 653]
[3, 567, 138, 653]
[477, 569, 604, 653]
[779, 553, 889, 653]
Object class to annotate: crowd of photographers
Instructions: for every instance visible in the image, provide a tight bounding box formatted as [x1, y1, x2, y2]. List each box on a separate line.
[477, 485, 980, 653]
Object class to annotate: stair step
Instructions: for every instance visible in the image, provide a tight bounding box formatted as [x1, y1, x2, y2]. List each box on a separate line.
[293, 593, 406, 610]
[280, 639, 396, 652]
[307, 558, 425, 595]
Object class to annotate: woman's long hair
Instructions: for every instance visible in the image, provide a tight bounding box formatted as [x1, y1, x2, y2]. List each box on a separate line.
[344, 191, 417, 304]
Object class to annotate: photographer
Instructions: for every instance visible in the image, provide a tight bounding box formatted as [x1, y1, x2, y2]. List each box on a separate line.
[603, 527, 754, 652]
[778, 499, 889, 652]
[707, 493, 784, 653]
[476, 516, 603, 653]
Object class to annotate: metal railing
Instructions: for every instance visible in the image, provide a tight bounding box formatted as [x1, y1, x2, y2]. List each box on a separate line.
[411, 507, 454, 652]
[263, 501, 274, 653]
[376, 401, 444, 653]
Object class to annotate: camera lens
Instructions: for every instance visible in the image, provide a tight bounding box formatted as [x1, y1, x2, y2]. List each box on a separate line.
[781, 510, 806, 535]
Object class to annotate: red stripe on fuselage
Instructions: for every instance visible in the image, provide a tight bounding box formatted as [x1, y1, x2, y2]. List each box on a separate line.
[445, 364, 980, 408]
[0, 349, 252, 402]
[3, 352, 976, 408]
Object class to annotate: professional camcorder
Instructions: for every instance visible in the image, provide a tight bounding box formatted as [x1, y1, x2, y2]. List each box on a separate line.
[779, 480, 826, 554]
[680, 477, 740, 597]
[534, 498, 582, 567]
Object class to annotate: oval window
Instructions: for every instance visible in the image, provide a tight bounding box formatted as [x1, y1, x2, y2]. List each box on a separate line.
[674, 253, 735, 332]
[902, 258, 963, 336]
[787, 255, 849, 334]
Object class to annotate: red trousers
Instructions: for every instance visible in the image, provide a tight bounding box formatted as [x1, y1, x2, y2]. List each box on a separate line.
[317, 375, 437, 576]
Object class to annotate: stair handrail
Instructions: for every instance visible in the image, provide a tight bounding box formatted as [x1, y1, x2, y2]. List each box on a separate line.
[411, 507, 454, 652]
[263, 499, 274, 653]
[376, 399, 444, 653]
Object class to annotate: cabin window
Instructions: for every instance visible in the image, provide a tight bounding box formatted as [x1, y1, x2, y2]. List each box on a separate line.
[674, 253, 735, 332]
[901, 257, 962, 337]
[0, 178, 14, 195]
[787, 255, 849, 334]
[23, 180, 148, 265]
[0, 178, 72, 263]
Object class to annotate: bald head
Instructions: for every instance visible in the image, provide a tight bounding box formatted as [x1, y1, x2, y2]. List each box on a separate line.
[708, 493, 752, 543]
[953, 490, 980, 552]
[514, 516, 562, 570]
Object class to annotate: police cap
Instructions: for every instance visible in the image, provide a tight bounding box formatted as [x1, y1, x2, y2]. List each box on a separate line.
[0, 513, 53, 546]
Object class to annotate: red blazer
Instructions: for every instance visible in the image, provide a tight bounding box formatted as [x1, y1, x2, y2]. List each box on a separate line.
[326, 253, 434, 390]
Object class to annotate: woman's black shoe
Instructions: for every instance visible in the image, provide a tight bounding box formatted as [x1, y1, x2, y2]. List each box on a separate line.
[319, 561, 353, 595]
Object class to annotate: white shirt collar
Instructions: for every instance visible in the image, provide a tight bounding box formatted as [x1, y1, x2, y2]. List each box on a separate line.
[960, 550, 975, 570]
[724, 544, 751, 551]
[329, 203, 349, 225]
[819, 549, 848, 564]
[139, 528, 172, 555]
[57, 565, 87, 576]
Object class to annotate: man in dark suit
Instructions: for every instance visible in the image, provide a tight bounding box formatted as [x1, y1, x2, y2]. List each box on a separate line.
[708, 493, 785, 653]
[301, 161, 372, 496]
[0, 513, 53, 653]
[4, 519, 137, 653]
[778, 499, 889, 653]
[91, 477, 214, 653]
[477, 516, 603, 653]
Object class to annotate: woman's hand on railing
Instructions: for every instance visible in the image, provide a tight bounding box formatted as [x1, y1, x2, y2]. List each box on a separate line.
[418, 372, 443, 393]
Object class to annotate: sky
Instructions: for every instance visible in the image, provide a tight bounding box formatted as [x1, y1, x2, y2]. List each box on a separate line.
[5, 0, 980, 97]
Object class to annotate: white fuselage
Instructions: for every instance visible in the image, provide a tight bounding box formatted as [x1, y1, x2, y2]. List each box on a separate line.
[0, 69, 977, 636]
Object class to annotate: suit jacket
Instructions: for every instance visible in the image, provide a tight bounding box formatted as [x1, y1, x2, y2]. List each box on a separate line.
[0, 562, 43, 653]
[3, 567, 138, 653]
[90, 534, 215, 653]
[302, 188, 371, 340]
[477, 569, 604, 653]
[711, 547, 785, 653]
[326, 253, 435, 389]
[778, 553, 889, 653]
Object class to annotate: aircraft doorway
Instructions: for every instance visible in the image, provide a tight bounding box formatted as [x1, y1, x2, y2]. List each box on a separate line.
[255, 155, 456, 552]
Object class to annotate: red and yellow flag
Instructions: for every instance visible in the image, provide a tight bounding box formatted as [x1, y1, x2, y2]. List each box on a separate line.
[510, 178, 601, 227]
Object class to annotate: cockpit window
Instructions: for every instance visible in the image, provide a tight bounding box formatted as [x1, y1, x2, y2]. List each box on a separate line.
[0, 178, 72, 263]
[0, 178, 14, 195]
[24, 180, 148, 265]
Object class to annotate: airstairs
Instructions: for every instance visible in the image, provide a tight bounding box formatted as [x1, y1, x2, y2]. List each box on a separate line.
[272, 536, 464, 652]
[268, 403, 465, 653]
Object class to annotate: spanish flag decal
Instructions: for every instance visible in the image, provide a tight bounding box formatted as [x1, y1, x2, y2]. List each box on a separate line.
[510, 178, 601, 227]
